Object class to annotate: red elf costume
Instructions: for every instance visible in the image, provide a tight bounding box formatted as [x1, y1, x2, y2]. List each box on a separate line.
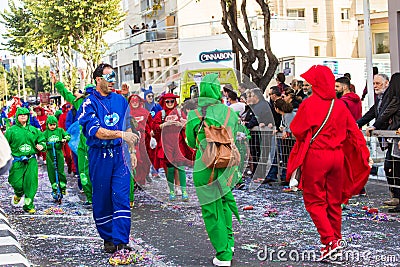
[286, 65, 370, 260]
[152, 93, 194, 201]
[128, 94, 153, 186]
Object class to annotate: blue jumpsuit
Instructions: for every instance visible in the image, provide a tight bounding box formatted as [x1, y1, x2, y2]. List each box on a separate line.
[78, 90, 131, 246]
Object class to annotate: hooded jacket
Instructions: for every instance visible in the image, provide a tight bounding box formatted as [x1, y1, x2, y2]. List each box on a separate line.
[128, 94, 152, 135]
[152, 93, 192, 168]
[286, 65, 370, 202]
[5, 107, 47, 157]
[43, 115, 71, 150]
[339, 92, 362, 121]
[142, 86, 162, 117]
[33, 106, 47, 131]
[186, 73, 240, 218]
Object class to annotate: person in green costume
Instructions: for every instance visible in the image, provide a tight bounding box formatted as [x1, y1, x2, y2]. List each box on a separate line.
[43, 115, 71, 198]
[185, 73, 241, 267]
[50, 72, 92, 205]
[5, 107, 47, 213]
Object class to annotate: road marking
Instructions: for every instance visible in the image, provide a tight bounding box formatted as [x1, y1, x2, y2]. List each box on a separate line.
[0, 236, 23, 250]
[0, 253, 30, 266]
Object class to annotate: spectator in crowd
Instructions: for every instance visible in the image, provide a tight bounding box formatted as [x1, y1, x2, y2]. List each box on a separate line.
[358, 73, 400, 208]
[150, 19, 157, 41]
[243, 88, 274, 182]
[283, 88, 302, 110]
[227, 91, 245, 116]
[291, 79, 306, 100]
[335, 77, 362, 121]
[276, 73, 290, 93]
[302, 81, 312, 99]
[265, 86, 283, 183]
[383, 73, 400, 213]
[222, 84, 234, 106]
[361, 66, 379, 101]
[238, 82, 250, 96]
[343, 73, 356, 93]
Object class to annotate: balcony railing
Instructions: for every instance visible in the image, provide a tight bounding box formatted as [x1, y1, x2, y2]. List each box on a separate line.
[105, 26, 178, 55]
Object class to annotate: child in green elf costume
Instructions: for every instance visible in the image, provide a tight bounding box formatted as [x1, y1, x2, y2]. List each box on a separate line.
[5, 107, 47, 213]
[43, 115, 71, 198]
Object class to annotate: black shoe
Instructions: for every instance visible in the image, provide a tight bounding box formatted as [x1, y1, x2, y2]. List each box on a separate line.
[104, 240, 116, 253]
[116, 243, 132, 251]
[388, 205, 400, 213]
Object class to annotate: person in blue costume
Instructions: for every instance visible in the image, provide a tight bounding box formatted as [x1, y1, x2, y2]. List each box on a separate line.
[142, 86, 162, 179]
[78, 63, 139, 254]
[142, 86, 162, 118]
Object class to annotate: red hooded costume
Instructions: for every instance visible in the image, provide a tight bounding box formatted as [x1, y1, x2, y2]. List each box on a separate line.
[152, 93, 194, 170]
[128, 94, 153, 185]
[339, 92, 362, 121]
[58, 103, 75, 173]
[33, 106, 47, 131]
[286, 65, 370, 246]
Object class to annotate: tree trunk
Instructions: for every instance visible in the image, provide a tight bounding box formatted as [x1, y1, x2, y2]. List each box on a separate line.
[220, 0, 279, 93]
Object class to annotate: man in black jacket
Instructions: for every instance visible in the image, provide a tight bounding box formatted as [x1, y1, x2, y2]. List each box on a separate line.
[243, 88, 274, 182]
[356, 73, 400, 206]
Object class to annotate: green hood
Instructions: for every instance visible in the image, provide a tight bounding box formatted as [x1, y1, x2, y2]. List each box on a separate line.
[198, 73, 222, 107]
[46, 115, 58, 126]
[15, 107, 30, 126]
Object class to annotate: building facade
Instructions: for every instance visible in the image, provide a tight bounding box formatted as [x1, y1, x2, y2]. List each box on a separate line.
[104, 0, 390, 92]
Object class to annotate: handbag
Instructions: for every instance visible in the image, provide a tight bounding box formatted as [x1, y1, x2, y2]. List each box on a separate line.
[289, 99, 335, 189]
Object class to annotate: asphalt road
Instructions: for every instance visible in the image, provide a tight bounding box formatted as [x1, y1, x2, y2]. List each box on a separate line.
[0, 163, 400, 267]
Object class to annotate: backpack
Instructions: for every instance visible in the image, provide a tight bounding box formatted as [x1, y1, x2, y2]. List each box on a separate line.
[195, 108, 241, 170]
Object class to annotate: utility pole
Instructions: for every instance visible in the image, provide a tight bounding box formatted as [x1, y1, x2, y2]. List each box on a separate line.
[35, 57, 38, 104]
[22, 55, 26, 101]
[363, 0, 374, 108]
[17, 65, 21, 97]
[4, 72, 7, 102]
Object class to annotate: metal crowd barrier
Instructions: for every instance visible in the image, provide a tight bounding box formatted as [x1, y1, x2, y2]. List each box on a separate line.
[245, 128, 400, 189]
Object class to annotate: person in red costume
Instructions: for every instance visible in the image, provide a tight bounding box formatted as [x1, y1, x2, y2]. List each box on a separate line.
[152, 93, 194, 201]
[33, 106, 48, 162]
[33, 106, 47, 131]
[128, 94, 153, 186]
[286, 65, 371, 261]
[58, 103, 75, 174]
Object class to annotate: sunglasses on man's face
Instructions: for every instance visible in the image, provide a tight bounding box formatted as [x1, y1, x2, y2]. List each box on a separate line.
[165, 100, 175, 104]
[101, 71, 116, 83]
[147, 95, 154, 98]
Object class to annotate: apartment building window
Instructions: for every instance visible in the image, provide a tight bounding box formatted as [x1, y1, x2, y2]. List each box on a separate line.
[314, 46, 320, 56]
[341, 8, 350, 20]
[374, 32, 390, 54]
[313, 8, 318, 23]
[120, 64, 134, 82]
[287, 9, 305, 18]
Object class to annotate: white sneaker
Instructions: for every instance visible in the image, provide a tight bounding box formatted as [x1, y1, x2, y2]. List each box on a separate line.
[175, 186, 182, 196]
[212, 257, 231, 267]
